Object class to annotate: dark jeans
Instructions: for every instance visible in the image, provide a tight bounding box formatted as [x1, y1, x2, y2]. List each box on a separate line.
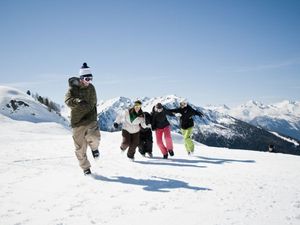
[121, 129, 140, 159]
[138, 128, 153, 155]
[138, 140, 153, 155]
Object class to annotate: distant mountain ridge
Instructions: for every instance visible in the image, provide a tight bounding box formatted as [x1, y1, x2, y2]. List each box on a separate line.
[98, 95, 300, 155]
[1, 86, 299, 155]
[206, 100, 300, 141]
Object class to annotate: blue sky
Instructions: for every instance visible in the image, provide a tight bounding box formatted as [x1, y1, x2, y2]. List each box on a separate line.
[0, 0, 299, 107]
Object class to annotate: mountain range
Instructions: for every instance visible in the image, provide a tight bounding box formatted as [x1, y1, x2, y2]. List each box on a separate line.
[97, 95, 300, 155]
[206, 100, 300, 141]
[1, 86, 299, 155]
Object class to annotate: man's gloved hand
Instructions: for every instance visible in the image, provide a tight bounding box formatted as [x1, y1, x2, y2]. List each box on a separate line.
[74, 98, 81, 104]
[78, 100, 88, 106]
[74, 98, 88, 106]
[113, 122, 119, 129]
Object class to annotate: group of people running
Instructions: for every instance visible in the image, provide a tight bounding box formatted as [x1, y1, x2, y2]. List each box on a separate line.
[65, 63, 204, 175]
[113, 100, 204, 161]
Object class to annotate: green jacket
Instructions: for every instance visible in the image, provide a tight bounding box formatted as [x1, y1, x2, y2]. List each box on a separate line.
[65, 82, 98, 128]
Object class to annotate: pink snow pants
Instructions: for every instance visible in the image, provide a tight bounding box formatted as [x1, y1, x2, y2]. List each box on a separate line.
[155, 126, 173, 155]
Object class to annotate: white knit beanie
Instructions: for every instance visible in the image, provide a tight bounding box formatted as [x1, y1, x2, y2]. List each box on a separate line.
[79, 62, 93, 77]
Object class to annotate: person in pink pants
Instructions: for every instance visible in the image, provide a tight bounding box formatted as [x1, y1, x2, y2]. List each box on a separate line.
[151, 103, 175, 159]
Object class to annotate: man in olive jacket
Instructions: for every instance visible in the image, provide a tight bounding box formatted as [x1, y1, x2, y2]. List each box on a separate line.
[65, 63, 100, 175]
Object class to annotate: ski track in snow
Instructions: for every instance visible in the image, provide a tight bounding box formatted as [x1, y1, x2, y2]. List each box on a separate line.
[0, 119, 300, 225]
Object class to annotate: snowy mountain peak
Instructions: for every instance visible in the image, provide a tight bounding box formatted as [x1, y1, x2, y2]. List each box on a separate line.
[243, 100, 266, 109]
[272, 100, 300, 115]
[97, 95, 299, 154]
[204, 104, 231, 113]
[0, 86, 68, 127]
[280, 100, 297, 105]
[0, 86, 31, 101]
[98, 96, 132, 111]
[209, 99, 300, 141]
[97, 95, 187, 131]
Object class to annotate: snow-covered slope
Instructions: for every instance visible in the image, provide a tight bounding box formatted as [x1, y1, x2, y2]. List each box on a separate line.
[1, 115, 300, 225]
[98, 96, 300, 155]
[0, 86, 69, 127]
[208, 100, 300, 141]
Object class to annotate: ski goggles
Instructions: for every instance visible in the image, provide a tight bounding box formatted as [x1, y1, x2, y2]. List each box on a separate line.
[134, 103, 142, 107]
[83, 77, 93, 82]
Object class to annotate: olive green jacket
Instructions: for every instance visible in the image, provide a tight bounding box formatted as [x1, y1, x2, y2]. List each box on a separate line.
[65, 83, 98, 128]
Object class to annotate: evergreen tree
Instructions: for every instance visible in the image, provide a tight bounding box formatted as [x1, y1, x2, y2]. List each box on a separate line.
[31, 91, 61, 114]
[44, 98, 49, 107]
[38, 96, 43, 104]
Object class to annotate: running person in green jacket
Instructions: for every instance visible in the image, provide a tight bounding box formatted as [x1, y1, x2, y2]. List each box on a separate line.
[169, 99, 204, 155]
[65, 63, 101, 175]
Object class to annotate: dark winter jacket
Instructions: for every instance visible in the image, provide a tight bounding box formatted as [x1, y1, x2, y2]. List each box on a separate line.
[151, 106, 174, 131]
[138, 112, 153, 154]
[169, 104, 203, 129]
[65, 77, 98, 128]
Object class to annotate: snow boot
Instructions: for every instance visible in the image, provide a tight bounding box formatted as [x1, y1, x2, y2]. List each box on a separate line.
[188, 151, 194, 156]
[92, 149, 100, 159]
[168, 150, 174, 157]
[84, 168, 92, 175]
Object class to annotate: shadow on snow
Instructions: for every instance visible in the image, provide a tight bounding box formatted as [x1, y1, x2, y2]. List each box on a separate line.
[132, 156, 255, 167]
[194, 156, 256, 164]
[134, 157, 207, 168]
[92, 175, 211, 192]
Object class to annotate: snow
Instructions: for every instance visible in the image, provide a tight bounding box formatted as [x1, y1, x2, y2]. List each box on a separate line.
[270, 131, 299, 146]
[207, 99, 300, 141]
[1, 115, 300, 225]
[0, 85, 68, 127]
[207, 99, 300, 122]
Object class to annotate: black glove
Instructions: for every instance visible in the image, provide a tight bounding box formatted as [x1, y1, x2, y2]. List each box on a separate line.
[79, 100, 88, 106]
[113, 122, 119, 129]
[74, 98, 88, 106]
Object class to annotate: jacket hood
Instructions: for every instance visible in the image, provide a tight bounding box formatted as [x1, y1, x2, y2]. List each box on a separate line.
[68, 77, 80, 87]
